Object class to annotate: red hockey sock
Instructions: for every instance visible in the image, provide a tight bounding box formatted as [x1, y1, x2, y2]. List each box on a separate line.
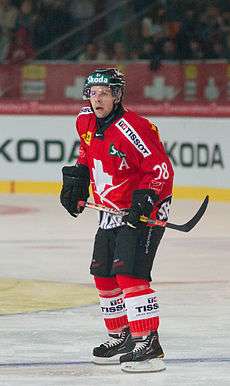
[94, 276, 128, 334]
[116, 274, 159, 337]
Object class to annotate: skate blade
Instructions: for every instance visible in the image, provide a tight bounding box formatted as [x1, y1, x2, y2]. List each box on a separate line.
[121, 358, 166, 373]
[92, 354, 121, 365]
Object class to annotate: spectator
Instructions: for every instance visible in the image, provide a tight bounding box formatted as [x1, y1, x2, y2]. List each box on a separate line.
[196, 6, 224, 50]
[15, 0, 36, 34]
[111, 41, 127, 61]
[49, 0, 73, 58]
[221, 11, 230, 34]
[0, 0, 18, 34]
[2, 0, 230, 63]
[128, 46, 140, 60]
[176, 9, 198, 59]
[139, 41, 155, 60]
[160, 38, 177, 60]
[141, 17, 154, 42]
[140, 6, 167, 46]
[188, 39, 205, 60]
[133, 0, 154, 15]
[104, 0, 125, 43]
[78, 41, 108, 62]
[31, 1, 52, 58]
[0, 24, 9, 62]
[6, 26, 34, 63]
[33, 0, 73, 59]
[69, 0, 96, 45]
[207, 40, 226, 59]
[69, 0, 95, 26]
[224, 32, 230, 60]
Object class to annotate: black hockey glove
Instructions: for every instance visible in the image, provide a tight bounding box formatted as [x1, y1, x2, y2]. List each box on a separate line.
[123, 189, 159, 228]
[60, 164, 90, 218]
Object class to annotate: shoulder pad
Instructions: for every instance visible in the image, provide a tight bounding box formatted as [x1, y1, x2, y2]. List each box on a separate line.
[122, 110, 160, 141]
[76, 106, 95, 136]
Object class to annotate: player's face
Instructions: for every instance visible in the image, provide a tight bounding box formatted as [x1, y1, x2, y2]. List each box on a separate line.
[89, 86, 115, 118]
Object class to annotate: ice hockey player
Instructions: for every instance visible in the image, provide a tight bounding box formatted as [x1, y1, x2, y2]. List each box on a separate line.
[60, 68, 174, 373]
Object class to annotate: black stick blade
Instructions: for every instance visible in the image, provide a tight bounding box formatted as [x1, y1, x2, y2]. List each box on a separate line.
[166, 195, 209, 232]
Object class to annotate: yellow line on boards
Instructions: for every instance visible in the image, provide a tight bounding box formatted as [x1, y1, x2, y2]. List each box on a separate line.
[173, 186, 230, 202]
[0, 181, 229, 201]
[0, 181, 65, 195]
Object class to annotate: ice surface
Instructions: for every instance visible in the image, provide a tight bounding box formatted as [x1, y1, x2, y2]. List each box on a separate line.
[0, 195, 229, 385]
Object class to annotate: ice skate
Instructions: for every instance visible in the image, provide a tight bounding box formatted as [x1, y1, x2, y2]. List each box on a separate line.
[92, 327, 135, 364]
[120, 331, 166, 373]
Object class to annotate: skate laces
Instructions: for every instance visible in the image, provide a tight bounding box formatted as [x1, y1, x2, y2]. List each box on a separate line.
[102, 330, 127, 348]
[133, 339, 149, 353]
[103, 335, 124, 348]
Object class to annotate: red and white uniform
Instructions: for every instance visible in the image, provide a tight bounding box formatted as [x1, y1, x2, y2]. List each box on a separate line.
[76, 106, 174, 225]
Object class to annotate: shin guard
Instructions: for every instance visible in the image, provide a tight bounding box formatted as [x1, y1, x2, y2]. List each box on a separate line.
[94, 276, 128, 333]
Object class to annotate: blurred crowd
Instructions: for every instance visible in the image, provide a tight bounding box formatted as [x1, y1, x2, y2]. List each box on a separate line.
[0, 0, 230, 64]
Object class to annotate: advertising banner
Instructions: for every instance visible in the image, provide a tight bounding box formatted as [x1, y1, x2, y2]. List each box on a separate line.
[0, 115, 229, 192]
[0, 62, 230, 117]
[153, 117, 229, 189]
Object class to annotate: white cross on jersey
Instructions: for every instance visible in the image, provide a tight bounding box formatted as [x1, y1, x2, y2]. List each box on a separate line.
[92, 159, 128, 209]
[92, 159, 112, 195]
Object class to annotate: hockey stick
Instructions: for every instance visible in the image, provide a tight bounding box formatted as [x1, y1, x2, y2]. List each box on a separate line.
[83, 195, 209, 233]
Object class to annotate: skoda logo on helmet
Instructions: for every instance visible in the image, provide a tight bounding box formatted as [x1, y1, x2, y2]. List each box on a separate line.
[88, 75, 109, 85]
[83, 68, 125, 100]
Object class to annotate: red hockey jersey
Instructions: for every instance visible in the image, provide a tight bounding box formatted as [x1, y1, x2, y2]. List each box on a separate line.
[76, 106, 174, 221]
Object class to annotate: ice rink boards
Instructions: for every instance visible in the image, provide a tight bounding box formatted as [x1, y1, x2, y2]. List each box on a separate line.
[0, 194, 229, 386]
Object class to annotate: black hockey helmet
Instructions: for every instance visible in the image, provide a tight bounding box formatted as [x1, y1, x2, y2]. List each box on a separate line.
[83, 68, 125, 101]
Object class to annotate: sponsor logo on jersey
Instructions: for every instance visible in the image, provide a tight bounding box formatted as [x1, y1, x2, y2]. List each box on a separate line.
[109, 144, 130, 170]
[115, 118, 151, 158]
[81, 131, 92, 145]
[109, 144, 126, 158]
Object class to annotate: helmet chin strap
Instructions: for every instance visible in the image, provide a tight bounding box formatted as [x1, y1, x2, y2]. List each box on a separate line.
[113, 88, 123, 104]
[110, 92, 123, 114]
[113, 97, 120, 110]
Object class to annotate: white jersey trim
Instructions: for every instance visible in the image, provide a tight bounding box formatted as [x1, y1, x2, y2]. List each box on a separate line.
[77, 106, 93, 117]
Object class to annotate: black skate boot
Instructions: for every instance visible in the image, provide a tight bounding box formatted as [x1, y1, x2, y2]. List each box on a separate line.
[92, 327, 135, 364]
[120, 331, 166, 372]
